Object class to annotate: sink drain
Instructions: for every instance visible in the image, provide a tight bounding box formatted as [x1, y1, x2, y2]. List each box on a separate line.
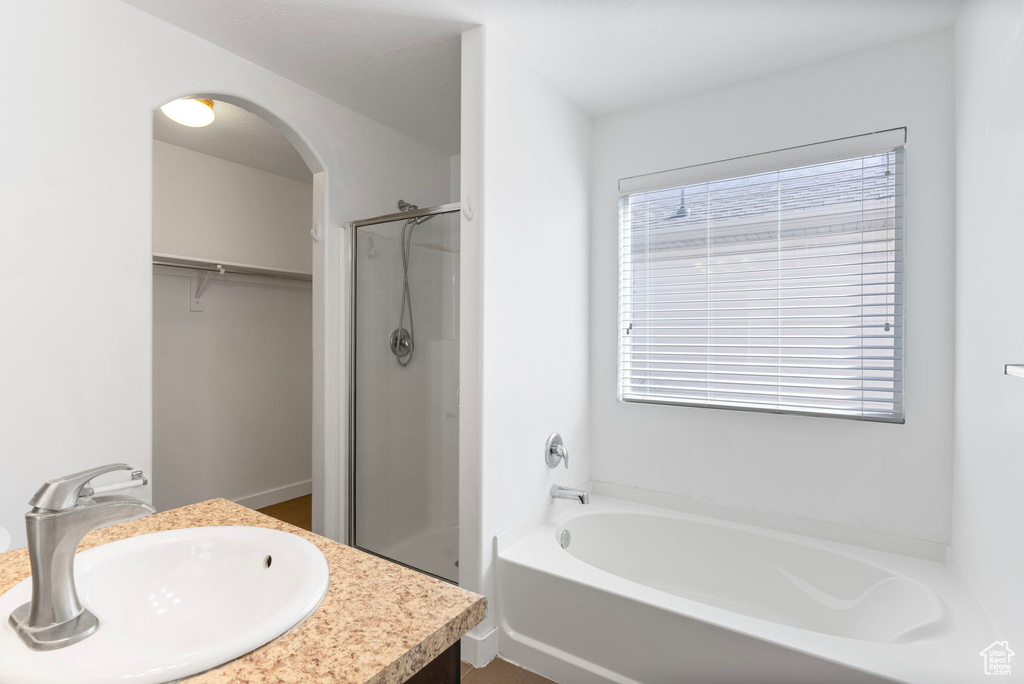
[264, 555, 273, 568]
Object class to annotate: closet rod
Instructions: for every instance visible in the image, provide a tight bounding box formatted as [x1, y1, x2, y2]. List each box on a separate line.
[152, 253, 312, 282]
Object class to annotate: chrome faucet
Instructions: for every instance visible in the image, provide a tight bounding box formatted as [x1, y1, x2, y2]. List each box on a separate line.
[9, 464, 155, 651]
[550, 484, 589, 505]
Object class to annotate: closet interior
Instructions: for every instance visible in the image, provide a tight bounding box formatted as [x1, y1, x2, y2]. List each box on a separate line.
[151, 100, 315, 527]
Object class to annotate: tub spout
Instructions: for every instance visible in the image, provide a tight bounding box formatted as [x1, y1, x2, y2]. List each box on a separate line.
[551, 485, 589, 505]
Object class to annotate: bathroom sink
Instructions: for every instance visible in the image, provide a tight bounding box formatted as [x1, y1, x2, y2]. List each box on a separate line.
[0, 526, 329, 684]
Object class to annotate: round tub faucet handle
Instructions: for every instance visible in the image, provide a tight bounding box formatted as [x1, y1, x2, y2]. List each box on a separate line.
[545, 433, 568, 469]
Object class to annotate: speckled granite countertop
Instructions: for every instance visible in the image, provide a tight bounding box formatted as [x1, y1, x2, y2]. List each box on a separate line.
[0, 499, 485, 684]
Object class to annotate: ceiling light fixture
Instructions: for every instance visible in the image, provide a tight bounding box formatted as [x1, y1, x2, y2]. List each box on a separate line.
[160, 98, 215, 127]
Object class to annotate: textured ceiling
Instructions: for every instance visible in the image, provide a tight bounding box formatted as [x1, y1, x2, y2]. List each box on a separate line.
[126, 0, 963, 155]
[153, 100, 313, 183]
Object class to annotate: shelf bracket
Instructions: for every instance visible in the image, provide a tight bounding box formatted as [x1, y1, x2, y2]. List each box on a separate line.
[194, 266, 222, 300]
[1005, 364, 1024, 379]
[191, 265, 224, 312]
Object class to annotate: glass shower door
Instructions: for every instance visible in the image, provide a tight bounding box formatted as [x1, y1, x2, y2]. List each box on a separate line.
[352, 209, 459, 582]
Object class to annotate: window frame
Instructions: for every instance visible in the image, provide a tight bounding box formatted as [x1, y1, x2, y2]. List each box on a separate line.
[616, 129, 907, 423]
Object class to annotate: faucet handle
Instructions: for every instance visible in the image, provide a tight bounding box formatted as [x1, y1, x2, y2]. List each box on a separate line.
[545, 433, 569, 469]
[29, 464, 133, 512]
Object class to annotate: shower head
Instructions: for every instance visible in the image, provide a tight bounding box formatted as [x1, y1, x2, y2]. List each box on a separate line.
[398, 199, 435, 225]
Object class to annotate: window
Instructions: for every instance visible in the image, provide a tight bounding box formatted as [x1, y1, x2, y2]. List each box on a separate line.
[618, 130, 905, 422]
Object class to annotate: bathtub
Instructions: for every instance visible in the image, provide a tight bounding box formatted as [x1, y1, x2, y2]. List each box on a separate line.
[496, 491, 998, 684]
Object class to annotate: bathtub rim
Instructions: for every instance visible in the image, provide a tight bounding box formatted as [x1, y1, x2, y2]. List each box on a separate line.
[497, 481, 947, 562]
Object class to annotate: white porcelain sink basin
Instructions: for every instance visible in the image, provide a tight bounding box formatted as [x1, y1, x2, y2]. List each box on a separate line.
[0, 526, 329, 684]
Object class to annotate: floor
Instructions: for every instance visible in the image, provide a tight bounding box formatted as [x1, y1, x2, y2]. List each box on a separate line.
[257, 494, 312, 531]
[461, 658, 555, 683]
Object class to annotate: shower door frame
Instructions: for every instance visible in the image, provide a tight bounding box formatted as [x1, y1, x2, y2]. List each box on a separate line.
[347, 201, 462, 580]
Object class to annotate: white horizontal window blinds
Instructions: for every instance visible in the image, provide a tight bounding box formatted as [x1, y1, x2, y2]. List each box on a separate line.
[618, 131, 905, 422]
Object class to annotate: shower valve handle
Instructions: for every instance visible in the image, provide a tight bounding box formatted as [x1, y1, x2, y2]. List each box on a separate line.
[545, 433, 569, 469]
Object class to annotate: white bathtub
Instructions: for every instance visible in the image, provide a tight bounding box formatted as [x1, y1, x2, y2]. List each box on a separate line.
[496, 492, 998, 684]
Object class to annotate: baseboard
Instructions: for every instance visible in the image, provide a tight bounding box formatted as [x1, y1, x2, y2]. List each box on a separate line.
[461, 628, 498, 668]
[234, 480, 312, 511]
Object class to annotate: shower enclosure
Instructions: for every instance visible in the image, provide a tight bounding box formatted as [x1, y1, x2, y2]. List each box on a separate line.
[350, 201, 460, 582]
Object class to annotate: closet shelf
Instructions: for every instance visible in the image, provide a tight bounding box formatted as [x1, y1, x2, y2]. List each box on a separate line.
[1006, 364, 1024, 379]
[153, 253, 312, 282]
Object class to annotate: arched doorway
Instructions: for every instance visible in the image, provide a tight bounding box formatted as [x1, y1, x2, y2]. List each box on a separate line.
[150, 95, 329, 533]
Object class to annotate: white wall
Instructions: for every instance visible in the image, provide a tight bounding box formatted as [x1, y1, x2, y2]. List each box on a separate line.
[153, 269, 312, 510]
[152, 141, 313, 512]
[153, 140, 313, 273]
[952, 0, 1024, 659]
[459, 28, 488, 658]
[459, 26, 592, 648]
[450, 154, 461, 204]
[590, 30, 956, 544]
[0, 0, 451, 549]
